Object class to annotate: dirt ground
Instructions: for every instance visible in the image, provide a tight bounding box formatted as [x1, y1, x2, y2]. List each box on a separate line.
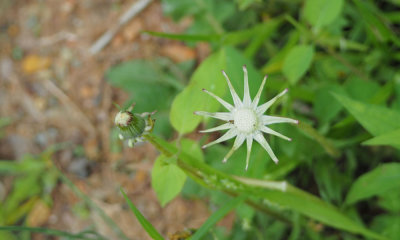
[0, 0, 220, 239]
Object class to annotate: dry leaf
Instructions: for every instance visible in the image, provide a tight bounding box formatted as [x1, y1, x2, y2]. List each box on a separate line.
[22, 55, 51, 74]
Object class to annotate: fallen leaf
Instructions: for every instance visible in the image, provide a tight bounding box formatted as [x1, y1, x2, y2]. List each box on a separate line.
[22, 55, 51, 74]
[26, 199, 51, 227]
[160, 44, 196, 63]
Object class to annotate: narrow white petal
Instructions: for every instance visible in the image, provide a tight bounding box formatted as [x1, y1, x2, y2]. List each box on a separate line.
[252, 75, 267, 108]
[202, 128, 238, 149]
[242, 65, 251, 107]
[254, 132, 279, 164]
[194, 111, 233, 121]
[262, 115, 298, 125]
[245, 135, 253, 171]
[222, 70, 242, 108]
[202, 89, 234, 111]
[223, 133, 246, 163]
[261, 126, 291, 141]
[128, 139, 134, 148]
[256, 88, 288, 115]
[200, 123, 233, 133]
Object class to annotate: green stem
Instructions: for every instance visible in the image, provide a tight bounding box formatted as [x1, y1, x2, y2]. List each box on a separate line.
[143, 134, 293, 225]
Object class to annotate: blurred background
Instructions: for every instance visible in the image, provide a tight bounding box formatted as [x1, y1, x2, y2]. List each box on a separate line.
[1, 0, 400, 239]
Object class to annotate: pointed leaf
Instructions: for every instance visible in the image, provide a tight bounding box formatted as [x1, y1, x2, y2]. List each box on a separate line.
[282, 45, 314, 85]
[345, 163, 400, 205]
[121, 189, 164, 240]
[333, 93, 400, 136]
[363, 128, 400, 149]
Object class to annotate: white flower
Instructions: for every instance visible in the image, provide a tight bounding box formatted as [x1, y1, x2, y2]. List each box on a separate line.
[195, 66, 298, 170]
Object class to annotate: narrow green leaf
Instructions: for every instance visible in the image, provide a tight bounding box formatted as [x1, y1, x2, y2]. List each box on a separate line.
[282, 45, 314, 85]
[297, 121, 340, 158]
[352, 0, 395, 43]
[333, 93, 400, 136]
[304, 0, 344, 28]
[345, 163, 400, 205]
[0, 226, 105, 240]
[121, 189, 164, 240]
[362, 128, 400, 149]
[262, 31, 299, 74]
[59, 171, 130, 240]
[190, 195, 247, 240]
[143, 31, 220, 42]
[244, 19, 281, 58]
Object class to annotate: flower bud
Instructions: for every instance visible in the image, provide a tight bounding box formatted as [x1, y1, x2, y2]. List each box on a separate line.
[115, 111, 146, 139]
[114, 106, 155, 148]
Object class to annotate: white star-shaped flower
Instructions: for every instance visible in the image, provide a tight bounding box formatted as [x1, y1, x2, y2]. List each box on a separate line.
[195, 66, 298, 170]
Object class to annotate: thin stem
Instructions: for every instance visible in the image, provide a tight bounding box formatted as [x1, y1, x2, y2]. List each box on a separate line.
[57, 169, 130, 240]
[143, 134, 292, 225]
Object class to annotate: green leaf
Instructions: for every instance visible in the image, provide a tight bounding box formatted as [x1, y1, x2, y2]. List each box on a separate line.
[121, 189, 164, 240]
[106, 59, 177, 113]
[371, 214, 400, 240]
[378, 190, 400, 213]
[151, 139, 203, 206]
[152, 155, 187, 207]
[190, 195, 247, 240]
[170, 47, 262, 134]
[363, 128, 400, 149]
[282, 45, 314, 85]
[304, 0, 344, 28]
[313, 84, 345, 124]
[169, 49, 226, 134]
[333, 93, 400, 136]
[345, 163, 400, 205]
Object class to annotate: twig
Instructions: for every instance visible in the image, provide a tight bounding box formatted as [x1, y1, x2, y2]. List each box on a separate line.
[89, 0, 153, 55]
[39, 31, 77, 46]
[42, 79, 96, 136]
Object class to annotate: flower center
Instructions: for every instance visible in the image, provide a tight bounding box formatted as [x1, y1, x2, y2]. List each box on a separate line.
[233, 108, 257, 133]
[115, 111, 132, 127]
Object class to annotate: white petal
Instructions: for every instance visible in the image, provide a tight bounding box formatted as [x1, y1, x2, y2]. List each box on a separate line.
[260, 126, 291, 141]
[202, 128, 238, 149]
[194, 111, 233, 121]
[222, 70, 242, 108]
[245, 135, 253, 171]
[128, 139, 134, 148]
[223, 133, 246, 163]
[256, 88, 288, 115]
[251, 75, 267, 108]
[262, 115, 298, 125]
[254, 132, 279, 164]
[202, 89, 234, 111]
[242, 65, 251, 107]
[200, 123, 233, 133]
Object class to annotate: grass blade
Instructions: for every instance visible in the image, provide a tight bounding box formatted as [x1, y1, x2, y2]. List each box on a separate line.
[143, 31, 220, 42]
[190, 195, 247, 240]
[120, 188, 164, 240]
[58, 170, 130, 240]
[0, 226, 105, 240]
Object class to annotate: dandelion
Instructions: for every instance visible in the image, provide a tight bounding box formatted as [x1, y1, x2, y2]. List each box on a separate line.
[114, 104, 155, 147]
[195, 66, 298, 170]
